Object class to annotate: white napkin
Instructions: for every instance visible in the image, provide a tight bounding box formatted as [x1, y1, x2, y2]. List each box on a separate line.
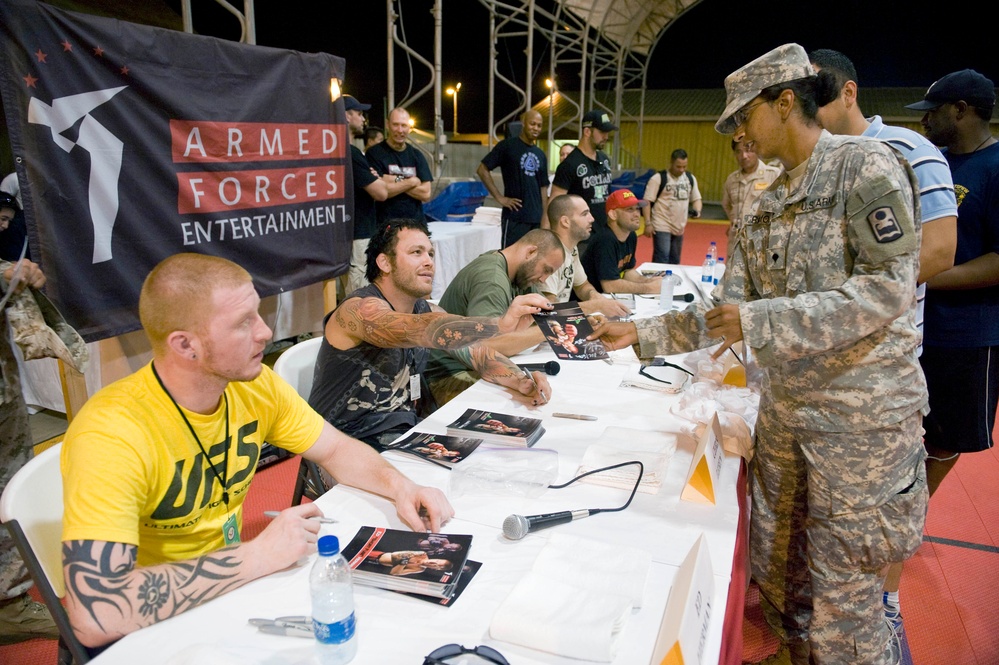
[489, 533, 651, 661]
[577, 427, 676, 494]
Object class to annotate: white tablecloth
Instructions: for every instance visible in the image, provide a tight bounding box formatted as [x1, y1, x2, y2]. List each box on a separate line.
[428, 221, 501, 300]
[91, 297, 749, 664]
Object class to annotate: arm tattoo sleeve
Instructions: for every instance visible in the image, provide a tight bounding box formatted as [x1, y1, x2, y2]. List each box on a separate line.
[338, 298, 501, 350]
[63, 540, 245, 637]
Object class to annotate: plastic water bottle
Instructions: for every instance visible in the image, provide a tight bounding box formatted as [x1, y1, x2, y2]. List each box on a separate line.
[713, 257, 725, 285]
[701, 254, 713, 283]
[660, 269, 675, 309]
[707, 241, 718, 266]
[311, 535, 358, 664]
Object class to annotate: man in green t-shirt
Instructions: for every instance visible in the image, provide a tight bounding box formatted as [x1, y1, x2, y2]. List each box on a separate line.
[426, 228, 564, 405]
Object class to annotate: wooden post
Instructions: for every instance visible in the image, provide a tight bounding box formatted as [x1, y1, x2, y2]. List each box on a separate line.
[57, 359, 88, 423]
[323, 278, 338, 315]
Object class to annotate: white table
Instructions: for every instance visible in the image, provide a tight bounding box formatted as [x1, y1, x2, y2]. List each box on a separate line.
[428, 221, 501, 300]
[91, 285, 751, 664]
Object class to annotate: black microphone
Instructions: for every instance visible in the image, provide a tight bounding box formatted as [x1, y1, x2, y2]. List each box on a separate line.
[502, 509, 592, 540]
[674, 293, 695, 302]
[517, 360, 560, 376]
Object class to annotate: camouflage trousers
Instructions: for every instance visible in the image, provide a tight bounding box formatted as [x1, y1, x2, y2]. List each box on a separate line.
[750, 407, 927, 665]
[0, 394, 34, 601]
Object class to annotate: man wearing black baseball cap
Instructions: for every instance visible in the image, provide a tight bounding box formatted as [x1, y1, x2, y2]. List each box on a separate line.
[905, 69, 999, 592]
[549, 109, 616, 239]
[342, 94, 388, 295]
[904, 69, 997, 114]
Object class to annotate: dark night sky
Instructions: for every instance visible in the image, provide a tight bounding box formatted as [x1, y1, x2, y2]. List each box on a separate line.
[174, 0, 999, 134]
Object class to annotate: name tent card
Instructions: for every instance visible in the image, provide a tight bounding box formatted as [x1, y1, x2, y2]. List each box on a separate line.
[651, 534, 715, 665]
[680, 412, 725, 505]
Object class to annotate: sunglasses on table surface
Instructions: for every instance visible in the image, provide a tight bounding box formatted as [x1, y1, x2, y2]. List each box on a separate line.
[638, 358, 694, 385]
[423, 643, 510, 665]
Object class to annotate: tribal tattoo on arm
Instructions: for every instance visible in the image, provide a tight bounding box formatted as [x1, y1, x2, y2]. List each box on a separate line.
[62, 540, 246, 645]
[336, 297, 501, 350]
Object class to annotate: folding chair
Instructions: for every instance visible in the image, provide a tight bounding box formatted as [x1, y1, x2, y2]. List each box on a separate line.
[0, 442, 90, 664]
[271, 336, 329, 505]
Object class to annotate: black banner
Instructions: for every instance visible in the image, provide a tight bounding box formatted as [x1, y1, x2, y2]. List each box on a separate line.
[0, 0, 352, 341]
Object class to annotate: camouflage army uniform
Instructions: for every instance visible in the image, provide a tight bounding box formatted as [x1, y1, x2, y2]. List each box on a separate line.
[0, 260, 34, 601]
[633, 132, 928, 664]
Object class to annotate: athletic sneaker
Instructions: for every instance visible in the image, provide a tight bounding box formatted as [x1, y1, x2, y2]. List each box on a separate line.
[0, 594, 59, 644]
[883, 591, 904, 632]
[884, 615, 902, 665]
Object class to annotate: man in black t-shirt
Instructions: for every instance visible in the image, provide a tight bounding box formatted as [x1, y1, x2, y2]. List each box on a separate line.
[310, 220, 552, 454]
[366, 108, 434, 223]
[344, 95, 388, 294]
[549, 109, 615, 235]
[476, 110, 551, 247]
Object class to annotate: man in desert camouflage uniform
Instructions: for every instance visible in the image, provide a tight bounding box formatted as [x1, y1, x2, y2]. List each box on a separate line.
[591, 44, 927, 665]
[0, 246, 59, 643]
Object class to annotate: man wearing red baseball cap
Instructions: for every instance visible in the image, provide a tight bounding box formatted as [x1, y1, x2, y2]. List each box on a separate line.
[580, 189, 663, 294]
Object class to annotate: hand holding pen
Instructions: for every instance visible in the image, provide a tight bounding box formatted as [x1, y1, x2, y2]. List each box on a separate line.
[249, 504, 332, 570]
[519, 367, 550, 407]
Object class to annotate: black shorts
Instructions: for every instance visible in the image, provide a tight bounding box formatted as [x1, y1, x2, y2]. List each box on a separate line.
[921, 345, 999, 453]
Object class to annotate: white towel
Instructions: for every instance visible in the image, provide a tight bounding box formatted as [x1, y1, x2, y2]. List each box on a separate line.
[490, 573, 633, 662]
[535, 533, 652, 607]
[489, 533, 651, 661]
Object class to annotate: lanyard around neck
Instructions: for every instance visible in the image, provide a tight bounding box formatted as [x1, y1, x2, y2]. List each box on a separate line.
[151, 363, 232, 507]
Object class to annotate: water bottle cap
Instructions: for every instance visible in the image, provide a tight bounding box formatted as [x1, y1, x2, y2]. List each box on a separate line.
[718, 257, 724, 262]
[318, 535, 340, 556]
[710, 241, 716, 245]
[665, 269, 672, 275]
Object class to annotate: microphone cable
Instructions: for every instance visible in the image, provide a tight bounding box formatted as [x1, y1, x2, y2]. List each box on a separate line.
[544, 459, 645, 517]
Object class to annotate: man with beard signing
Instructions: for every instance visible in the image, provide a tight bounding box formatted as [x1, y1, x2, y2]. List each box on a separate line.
[426, 228, 565, 405]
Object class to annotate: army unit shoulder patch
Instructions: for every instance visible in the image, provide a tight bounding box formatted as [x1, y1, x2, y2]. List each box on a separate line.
[867, 206, 903, 243]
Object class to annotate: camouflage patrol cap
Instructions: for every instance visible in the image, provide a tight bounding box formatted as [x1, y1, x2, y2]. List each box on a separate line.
[715, 43, 816, 135]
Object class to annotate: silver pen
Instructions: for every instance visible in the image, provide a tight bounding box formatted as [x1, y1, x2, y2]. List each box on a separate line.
[263, 510, 337, 524]
[552, 412, 597, 421]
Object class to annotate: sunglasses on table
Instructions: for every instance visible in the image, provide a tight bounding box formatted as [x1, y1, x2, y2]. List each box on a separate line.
[638, 358, 694, 385]
[423, 643, 510, 665]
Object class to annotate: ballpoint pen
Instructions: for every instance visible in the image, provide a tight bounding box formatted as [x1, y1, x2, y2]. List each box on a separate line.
[263, 510, 337, 523]
[522, 367, 548, 403]
[552, 412, 597, 421]
[249, 617, 314, 638]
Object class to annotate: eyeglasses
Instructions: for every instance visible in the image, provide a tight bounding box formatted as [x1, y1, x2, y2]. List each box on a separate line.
[423, 643, 510, 665]
[638, 358, 694, 385]
[732, 100, 768, 128]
